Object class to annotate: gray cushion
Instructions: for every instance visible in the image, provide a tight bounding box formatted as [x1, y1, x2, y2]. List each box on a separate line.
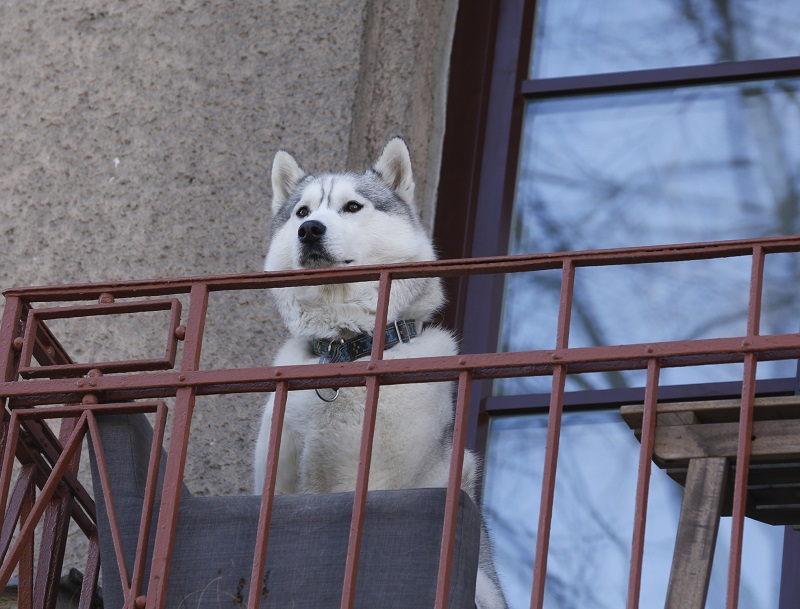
[89, 414, 481, 608]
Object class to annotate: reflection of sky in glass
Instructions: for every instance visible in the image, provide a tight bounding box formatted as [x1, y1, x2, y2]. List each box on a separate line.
[531, 0, 800, 78]
[497, 80, 800, 395]
[483, 411, 784, 609]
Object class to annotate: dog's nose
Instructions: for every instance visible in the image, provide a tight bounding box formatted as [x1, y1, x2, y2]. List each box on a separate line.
[298, 220, 326, 244]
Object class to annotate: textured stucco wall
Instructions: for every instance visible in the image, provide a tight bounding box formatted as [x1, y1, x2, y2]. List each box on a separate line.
[0, 0, 457, 581]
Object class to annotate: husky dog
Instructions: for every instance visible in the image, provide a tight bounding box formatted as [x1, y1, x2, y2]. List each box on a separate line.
[254, 138, 506, 609]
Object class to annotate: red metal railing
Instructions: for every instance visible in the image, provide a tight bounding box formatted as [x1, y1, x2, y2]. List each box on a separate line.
[0, 235, 799, 609]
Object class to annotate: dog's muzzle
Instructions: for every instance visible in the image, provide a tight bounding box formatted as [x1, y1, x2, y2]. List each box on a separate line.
[298, 220, 326, 244]
[297, 219, 336, 267]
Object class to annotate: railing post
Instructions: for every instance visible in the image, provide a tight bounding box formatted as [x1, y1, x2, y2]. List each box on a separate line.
[34, 416, 81, 609]
[627, 358, 660, 609]
[248, 380, 289, 609]
[530, 260, 574, 609]
[339, 271, 392, 609]
[726, 246, 765, 609]
[146, 283, 208, 609]
[0, 295, 24, 385]
[434, 369, 473, 609]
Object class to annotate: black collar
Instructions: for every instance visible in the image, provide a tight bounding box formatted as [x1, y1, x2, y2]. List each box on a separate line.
[311, 320, 417, 364]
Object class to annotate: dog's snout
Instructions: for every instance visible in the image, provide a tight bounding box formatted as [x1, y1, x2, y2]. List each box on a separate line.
[298, 220, 326, 244]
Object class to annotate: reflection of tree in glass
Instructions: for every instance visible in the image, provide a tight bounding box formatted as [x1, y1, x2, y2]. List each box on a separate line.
[502, 2, 800, 393]
[532, 0, 800, 77]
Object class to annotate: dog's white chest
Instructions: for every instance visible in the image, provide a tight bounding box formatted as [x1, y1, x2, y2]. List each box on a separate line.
[285, 388, 369, 493]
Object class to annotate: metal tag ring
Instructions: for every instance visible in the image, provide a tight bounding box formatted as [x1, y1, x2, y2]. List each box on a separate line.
[316, 387, 340, 402]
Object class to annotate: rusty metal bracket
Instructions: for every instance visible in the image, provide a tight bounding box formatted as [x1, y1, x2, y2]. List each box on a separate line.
[17, 299, 182, 379]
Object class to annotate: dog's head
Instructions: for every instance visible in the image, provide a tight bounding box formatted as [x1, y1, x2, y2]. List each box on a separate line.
[265, 137, 434, 271]
[264, 138, 445, 338]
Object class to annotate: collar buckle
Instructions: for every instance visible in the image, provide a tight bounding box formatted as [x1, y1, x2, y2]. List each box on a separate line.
[394, 320, 410, 344]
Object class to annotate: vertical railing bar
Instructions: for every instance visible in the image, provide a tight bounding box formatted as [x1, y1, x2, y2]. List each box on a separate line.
[18, 475, 35, 609]
[77, 533, 101, 609]
[85, 411, 133, 597]
[145, 396, 195, 608]
[0, 295, 25, 383]
[529, 365, 566, 609]
[0, 293, 26, 576]
[555, 260, 575, 350]
[34, 489, 71, 609]
[0, 411, 88, 591]
[626, 357, 661, 609]
[129, 401, 168, 604]
[0, 420, 6, 500]
[530, 258, 574, 609]
[247, 380, 289, 609]
[370, 270, 393, 355]
[745, 246, 765, 337]
[726, 352, 757, 609]
[0, 295, 24, 528]
[0, 411, 21, 527]
[19, 315, 40, 378]
[147, 282, 209, 609]
[0, 464, 36, 562]
[339, 375, 381, 609]
[434, 369, 473, 609]
[725, 246, 765, 609]
[178, 283, 210, 372]
[34, 416, 81, 609]
[340, 270, 392, 609]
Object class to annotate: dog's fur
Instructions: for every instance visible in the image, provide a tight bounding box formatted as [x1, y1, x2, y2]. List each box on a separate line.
[254, 138, 506, 609]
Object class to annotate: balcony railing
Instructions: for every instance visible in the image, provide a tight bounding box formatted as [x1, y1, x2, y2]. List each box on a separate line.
[1, 235, 799, 609]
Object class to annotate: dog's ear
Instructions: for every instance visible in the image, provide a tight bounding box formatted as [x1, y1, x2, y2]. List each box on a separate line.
[372, 137, 415, 207]
[271, 150, 307, 213]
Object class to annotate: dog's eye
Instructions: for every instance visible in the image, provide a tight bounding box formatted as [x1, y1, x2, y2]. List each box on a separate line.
[344, 201, 363, 213]
[296, 206, 310, 218]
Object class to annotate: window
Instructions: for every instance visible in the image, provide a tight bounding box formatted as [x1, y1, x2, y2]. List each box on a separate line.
[437, 1, 800, 608]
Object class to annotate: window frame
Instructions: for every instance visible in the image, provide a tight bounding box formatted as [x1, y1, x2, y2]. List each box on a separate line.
[437, 0, 800, 450]
[436, 0, 800, 605]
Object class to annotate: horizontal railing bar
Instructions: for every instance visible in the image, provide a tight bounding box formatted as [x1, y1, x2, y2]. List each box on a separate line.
[2, 333, 799, 406]
[12, 402, 163, 419]
[484, 377, 798, 414]
[5, 235, 800, 303]
[27, 299, 179, 319]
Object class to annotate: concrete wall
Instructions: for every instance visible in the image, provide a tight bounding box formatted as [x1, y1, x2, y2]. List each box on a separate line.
[0, 0, 457, 579]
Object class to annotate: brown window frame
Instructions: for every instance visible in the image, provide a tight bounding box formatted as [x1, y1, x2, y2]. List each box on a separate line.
[436, 1, 800, 605]
[437, 0, 800, 449]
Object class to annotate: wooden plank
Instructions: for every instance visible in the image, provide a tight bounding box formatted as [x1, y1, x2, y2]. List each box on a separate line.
[666, 461, 800, 485]
[665, 457, 728, 609]
[653, 419, 800, 465]
[620, 395, 800, 429]
[657, 411, 700, 427]
[747, 462, 800, 485]
[751, 505, 800, 526]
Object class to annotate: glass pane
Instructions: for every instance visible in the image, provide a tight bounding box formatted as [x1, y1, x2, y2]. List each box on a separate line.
[531, 0, 800, 78]
[482, 411, 784, 609]
[497, 79, 800, 395]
